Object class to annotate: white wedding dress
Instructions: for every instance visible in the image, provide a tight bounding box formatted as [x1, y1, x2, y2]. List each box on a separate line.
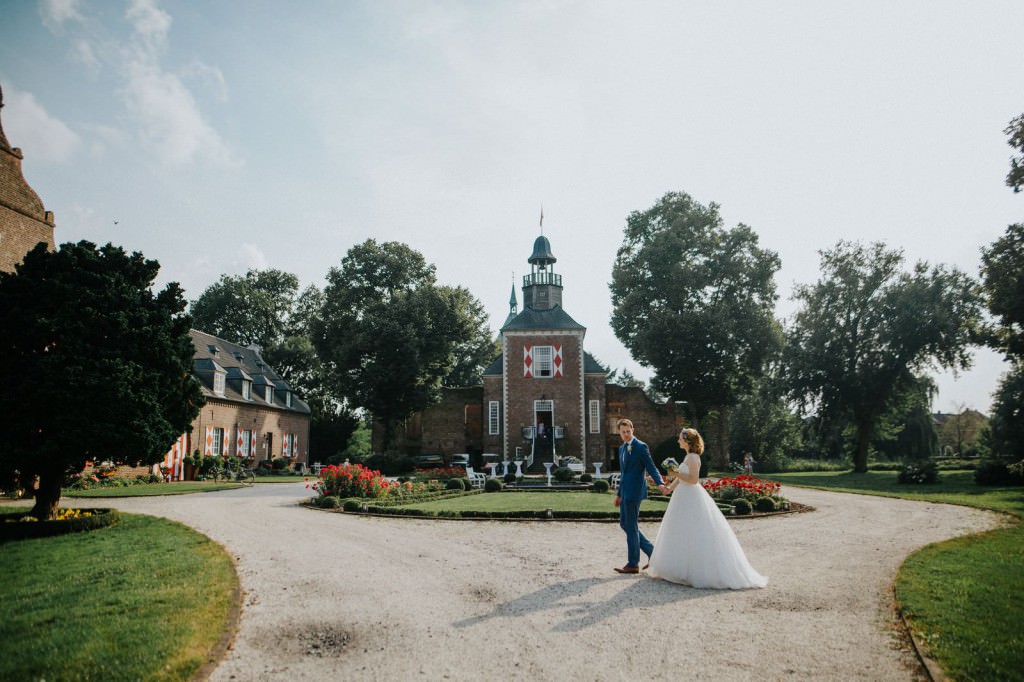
[648, 458, 768, 589]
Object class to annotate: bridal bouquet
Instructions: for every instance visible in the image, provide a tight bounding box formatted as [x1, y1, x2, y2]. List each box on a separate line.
[661, 457, 680, 472]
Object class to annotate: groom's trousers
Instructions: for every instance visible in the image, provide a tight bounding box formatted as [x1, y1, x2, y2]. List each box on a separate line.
[619, 499, 654, 567]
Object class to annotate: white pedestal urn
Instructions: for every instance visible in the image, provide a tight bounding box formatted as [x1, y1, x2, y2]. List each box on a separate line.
[502, 461, 511, 476]
[593, 462, 603, 479]
[485, 463, 498, 479]
[514, 461, 524, 478]
[543, 462, 554, 486]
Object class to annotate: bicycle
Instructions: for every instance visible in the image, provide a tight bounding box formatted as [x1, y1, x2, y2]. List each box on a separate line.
[212, 466, 255, 486]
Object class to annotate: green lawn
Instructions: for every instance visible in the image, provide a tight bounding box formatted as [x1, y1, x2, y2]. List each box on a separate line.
[0, 509, 238, 681]
[400, 491, 669, 514]
[64, 480, 244, 497]
[764, 469, 1023, 682]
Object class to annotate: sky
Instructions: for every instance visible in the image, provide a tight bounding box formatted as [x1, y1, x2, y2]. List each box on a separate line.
[2, 0, 1021, 414]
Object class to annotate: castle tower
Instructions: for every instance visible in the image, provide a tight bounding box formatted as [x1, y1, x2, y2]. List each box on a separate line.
[0, 84, 56, 273]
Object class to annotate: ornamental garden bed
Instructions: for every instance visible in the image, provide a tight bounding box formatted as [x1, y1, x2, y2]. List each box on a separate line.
[0, 507, 120, 542]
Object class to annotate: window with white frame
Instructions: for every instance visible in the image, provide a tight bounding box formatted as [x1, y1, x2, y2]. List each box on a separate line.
[240, 429, 252, 457]
[212, 427, 225, 455]
[533, 345, 553, 378]
[265, 384, 274, 404]
[242, 380, 251, 400]
[213, 372, 225, 396]
[589, 400, 600, 433]
[285, 391, 292, 408]
[488, 401, 500, 435]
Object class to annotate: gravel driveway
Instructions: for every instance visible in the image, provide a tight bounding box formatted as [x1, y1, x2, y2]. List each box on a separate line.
[78, 482, 1000, 681]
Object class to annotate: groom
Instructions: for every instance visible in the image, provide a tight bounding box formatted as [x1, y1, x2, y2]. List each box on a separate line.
[614, 418, 668, 574]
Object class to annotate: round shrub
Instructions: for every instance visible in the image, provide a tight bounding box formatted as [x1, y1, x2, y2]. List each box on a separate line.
[316, 495, 341, 509]
[717, 485, 741, 501]
[446, 478, 466, 491]
[503, 473, 517, 484]
[271, 457, 290, 471]
[554, 467, 574, 482]
[974, 459, 1024, 486]
[484, 478, 503, 492]
[579, 473, 593, 483]
[342, 499, 362, 512]
[753, 496, 777, 513]
[733, 498, 753, 515]
[592, 479, 610, 493]
[897, 460, 940, 484]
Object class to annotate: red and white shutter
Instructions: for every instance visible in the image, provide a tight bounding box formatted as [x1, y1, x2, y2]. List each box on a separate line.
[236, 427, 244, 456]
[553, 344, 563, 377]
[293, 434, 299, 458]
[523, 345, 533, 378]
[204, 426, 213, 456]
[250, 433, 257, 458]
[283, 434, 291, 457]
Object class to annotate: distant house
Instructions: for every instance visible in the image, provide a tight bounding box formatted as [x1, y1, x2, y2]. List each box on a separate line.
[160, 330, 311, 479]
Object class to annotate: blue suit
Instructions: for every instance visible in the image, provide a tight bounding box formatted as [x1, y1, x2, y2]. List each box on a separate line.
[617, 437, 665, 567]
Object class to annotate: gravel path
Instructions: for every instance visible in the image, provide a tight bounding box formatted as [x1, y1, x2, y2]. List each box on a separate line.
[72, 482, 1001, 681]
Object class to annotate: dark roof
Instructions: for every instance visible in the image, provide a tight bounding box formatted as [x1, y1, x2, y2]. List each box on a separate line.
[483, 350, 608, 376]
[189, 329, 311, 415]
[500, 305, 585, 332]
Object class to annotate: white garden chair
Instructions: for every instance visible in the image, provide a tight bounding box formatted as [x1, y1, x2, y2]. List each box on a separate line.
[465, 466, 487, 490]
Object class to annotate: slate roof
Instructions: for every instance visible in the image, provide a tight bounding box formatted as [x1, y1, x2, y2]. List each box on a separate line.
[189, 329, 311, 415]
[500, 305, 585, 332]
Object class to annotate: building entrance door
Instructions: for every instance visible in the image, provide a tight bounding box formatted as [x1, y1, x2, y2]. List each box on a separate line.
[534, 400, 554, 462]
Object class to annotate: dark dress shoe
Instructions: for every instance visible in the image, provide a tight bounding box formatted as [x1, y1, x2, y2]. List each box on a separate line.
[614, 565, 640, 574]
[642, 563, 650, 570]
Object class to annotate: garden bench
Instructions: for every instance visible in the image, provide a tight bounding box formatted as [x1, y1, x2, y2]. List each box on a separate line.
[464, 467, 487, 490]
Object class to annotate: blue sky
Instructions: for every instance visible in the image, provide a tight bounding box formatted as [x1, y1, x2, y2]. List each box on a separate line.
[2, 0, 1021, 413]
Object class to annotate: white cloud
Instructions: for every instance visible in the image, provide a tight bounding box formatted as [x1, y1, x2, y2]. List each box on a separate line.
[40, 0, 84, 30]
[182, 59, 228, 103]
[72, 39, 100, 71]
[125, 0, 171, 49]
[236, 244, 268, 270]
[3, 87, 80, 163]
[121, 61, 236, 166]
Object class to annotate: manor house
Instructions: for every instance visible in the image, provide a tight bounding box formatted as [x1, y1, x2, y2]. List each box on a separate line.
[378, 233, 684, 474]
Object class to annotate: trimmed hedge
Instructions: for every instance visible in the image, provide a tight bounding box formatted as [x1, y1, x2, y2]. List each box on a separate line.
[0, 508, 120, 542]
[591, 479, 610, 493]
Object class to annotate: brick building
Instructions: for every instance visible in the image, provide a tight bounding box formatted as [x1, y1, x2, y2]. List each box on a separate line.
[159, 330, 312, 479]
[0, 84, 56, 273]
[383, 233, 684, 473]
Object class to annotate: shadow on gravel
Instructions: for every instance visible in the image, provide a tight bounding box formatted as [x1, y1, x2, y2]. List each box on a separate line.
[453, 575, 714, 633]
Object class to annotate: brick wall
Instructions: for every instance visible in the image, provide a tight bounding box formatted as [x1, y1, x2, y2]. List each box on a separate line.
[0, 145, 55, 273]
[604, 385, 685, 470]
[192, 399, 311, 464]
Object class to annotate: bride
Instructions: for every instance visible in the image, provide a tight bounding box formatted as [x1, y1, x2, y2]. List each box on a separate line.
[647, 428, 768, 589]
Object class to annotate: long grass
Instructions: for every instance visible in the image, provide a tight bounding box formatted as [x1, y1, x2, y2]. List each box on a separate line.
[0, 509, 238, 681]
[764, 469, 1024, 682]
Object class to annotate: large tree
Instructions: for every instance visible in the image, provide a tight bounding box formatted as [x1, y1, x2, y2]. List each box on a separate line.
[610, 191, 782, 466]
[784, 241, 982, 472]
[0, 241, 202, 519]
[312, 240, 494, 449]
[980, 223, 1024, 359]
[189, 269, 300, 351]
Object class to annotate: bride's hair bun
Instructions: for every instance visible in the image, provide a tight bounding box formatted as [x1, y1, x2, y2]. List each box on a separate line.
[680, 428, 706, 455]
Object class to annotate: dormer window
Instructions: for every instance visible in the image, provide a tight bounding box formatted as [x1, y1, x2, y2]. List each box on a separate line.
[265, 385, 274, 403]
[242, 380, 251, 400]
[285, 391, 292, 408]
[213, 372, 226, 396]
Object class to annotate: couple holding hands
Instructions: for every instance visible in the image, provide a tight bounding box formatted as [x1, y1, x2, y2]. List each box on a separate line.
[613, 418, 767, 589]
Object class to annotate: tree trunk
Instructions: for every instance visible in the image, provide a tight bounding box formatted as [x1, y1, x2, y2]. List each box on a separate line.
[30, 469, 62, 520]
[853, 420, 871, 473]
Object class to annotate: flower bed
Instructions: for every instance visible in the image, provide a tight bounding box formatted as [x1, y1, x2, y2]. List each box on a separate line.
[308, 463, 446, 500]
[0, 508, 120, 542]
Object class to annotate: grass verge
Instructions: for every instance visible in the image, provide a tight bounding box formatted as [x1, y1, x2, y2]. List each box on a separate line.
[64, 481, 244, 497]
[389, 491, 669, 514]
[765, 469, 1023, 682]
[0, 508, 238, 681]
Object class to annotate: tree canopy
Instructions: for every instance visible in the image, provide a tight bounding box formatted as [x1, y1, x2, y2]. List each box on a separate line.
[609, 191, 782, 463]
[980, 222, 1024, 360]
[189, 269, 300, 351]
[312, 239, 494, 449]
[783, 241, 982, 472]
[0, 241, 202, 519]
[1005, 113, 1024, 193]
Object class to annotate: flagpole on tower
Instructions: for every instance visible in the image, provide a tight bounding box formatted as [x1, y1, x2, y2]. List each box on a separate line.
[539, 205, 544, 234]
